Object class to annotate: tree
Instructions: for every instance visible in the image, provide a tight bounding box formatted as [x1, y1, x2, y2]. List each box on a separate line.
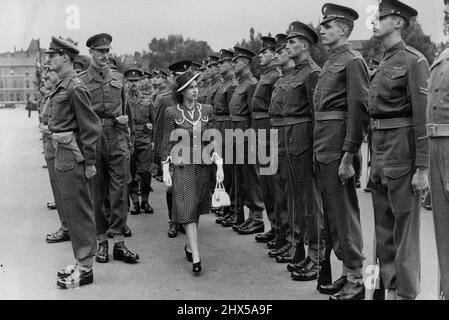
[361, 18, 438, 65]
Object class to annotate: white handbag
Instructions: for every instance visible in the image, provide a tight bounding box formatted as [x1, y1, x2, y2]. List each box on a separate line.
[211, 181, 231, 209]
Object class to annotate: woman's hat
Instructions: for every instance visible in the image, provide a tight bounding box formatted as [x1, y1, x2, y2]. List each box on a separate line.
[176, 70, 201, 92]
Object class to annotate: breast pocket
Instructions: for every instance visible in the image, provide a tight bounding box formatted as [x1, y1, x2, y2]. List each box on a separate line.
[323, 64, 346, 93]
[254, 82, 270, 101]
[109, 81, 123, 100]
[379, 67, 407, 100]
[285, 81, 305, 108]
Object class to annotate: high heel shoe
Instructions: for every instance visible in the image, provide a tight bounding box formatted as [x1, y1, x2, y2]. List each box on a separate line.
[184, 246, 193, 262]
[192, 261, 202, 274]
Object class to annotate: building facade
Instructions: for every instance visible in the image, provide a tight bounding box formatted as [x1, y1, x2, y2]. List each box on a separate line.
[0, 39, 41, 106]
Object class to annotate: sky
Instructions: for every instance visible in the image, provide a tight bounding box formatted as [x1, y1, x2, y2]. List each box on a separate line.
[0, 0, 445, 56]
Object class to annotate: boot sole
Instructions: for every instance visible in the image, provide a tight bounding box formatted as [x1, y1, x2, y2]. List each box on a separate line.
[57, 274, 93, 289]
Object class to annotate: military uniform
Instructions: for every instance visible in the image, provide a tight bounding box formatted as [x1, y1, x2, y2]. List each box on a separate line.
[125, 69, 155, 215]
[368, 1, 429, 299]
[427, 45, 449, 300]
[227, 46, 265, 227]
[250, 37, 280, 236]
[45, 37, 101, 280]
[79, 33, 139, 264]
[213, 50, 237, 218]
[313, 5, 369, 290]
[41, 92, 69, 241]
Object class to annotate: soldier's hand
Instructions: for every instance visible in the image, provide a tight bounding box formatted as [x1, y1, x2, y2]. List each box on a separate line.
[338, 152, 355, 185]
[411, 168, 429, 196]
[85, 164, 97, 179]
[150, 142, 155, 150]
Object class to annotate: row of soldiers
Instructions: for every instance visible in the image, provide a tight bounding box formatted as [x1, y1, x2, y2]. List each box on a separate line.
[154, 0, 445, 300]
[37, 0, 449, 300]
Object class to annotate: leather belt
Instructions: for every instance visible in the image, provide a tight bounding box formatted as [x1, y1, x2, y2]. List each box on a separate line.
[230, 115, 250, 122]
[370, 117, 413, 130]
[271, 116, 312, 127]
[427, 124, 449, 137]
[252, 112, 270, 120]
[99, 118, 115, 127]
[315, 111, 347, 121]
[215, 115, 231, 122]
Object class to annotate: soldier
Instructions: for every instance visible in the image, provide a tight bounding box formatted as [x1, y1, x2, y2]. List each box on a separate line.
[44, 36, 101, 288]
[153, 66, 182, 238]
[150, 69, 161, 104]
[369, 0, 429, 300]
[140, 71, 153, 97]
[74, 58, 85, 74]
[223, 46, 266, 230]
[205, 54, 222, 105]
[428, 0, 449, 300]
[198, 58, 211, 104]
[267, 23, 326, 282]
[40, 68, 70, 244]
[313, 4, 369, 300]
[247, 36, 279, 238]
[125, 68, 155, 215]
[79, 33, 140, 264]
[213, 49, 238, 224]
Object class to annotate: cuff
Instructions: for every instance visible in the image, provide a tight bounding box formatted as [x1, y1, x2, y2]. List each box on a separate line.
[85, 159, 96, 166]
[161, 156, 171, 165]
[342, 140, 361, 154]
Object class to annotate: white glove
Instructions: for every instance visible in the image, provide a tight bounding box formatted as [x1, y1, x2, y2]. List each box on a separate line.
[162, 163, 172, 187]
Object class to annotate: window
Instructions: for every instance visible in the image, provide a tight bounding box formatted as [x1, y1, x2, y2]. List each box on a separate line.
[12, 80, 17, 88]
[10, 94, 14, 101]
[0, 80, 3, 88]
[17, 93, 21, 101]
[10, 68, 15, 75]
[26, 80, 30, 88]
[0, 95, 3, 101]
[26, 93, 30, 100]
[25, 68, 29, 76]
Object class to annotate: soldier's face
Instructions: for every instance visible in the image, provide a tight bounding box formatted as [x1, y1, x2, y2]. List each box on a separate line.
[372, 13, 397, 39]
[182, 80, 199, 101]
[259, 49, 275, 67]
[208, 65, 218, 77]
[233, 58, 247, 74]
[127, 79, 140, 91]
[90, 48, 110, 67]
[47, 71, 59, 86]
[320, 20, 343, 46]
[276, 48, 291, 67]
[47, 53, 65, 72]
[286, 37, 306, 59]
[218, 61, 229, 74]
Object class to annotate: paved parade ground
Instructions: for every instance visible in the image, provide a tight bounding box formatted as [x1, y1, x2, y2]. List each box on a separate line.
[0, 107, 440, 300]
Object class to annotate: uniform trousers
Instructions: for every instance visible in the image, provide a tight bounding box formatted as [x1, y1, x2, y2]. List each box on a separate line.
[54, 145, 96, 266]
[429, 138, 449, 299]
[93, 124, 130, 241]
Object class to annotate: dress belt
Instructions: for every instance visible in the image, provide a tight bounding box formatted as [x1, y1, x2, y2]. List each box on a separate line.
[271, 116, 312, 127]
[315, 111, 347, 121]
[370, 117, 413, 130]
[426, 123, 449, 137]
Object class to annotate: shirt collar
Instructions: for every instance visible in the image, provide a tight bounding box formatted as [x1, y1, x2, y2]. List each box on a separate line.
[237, 69, 251, 83]
[329, 43, 351, 60]
[382, 40, 406, 61]
[56, 69, 76, 89]
[261, 65, 277, 75]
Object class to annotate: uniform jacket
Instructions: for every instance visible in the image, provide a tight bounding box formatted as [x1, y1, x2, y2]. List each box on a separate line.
[313, 43, 369, 163]
[48, 69, 101, 166]
[229, 70, 258, 120]
[427, 47, 449, 126]
[127, 90, 155, 128]
[160, 103, 217, 166]
[250, 65, 280, 119]
[205, 76, 223, 106]
[369, 40, 429, 168]
[154, 91, 177, 161]
[213, 73, 237, 117]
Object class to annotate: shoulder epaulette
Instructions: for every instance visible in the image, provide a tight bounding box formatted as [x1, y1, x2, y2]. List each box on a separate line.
[232, 78, 238, 86]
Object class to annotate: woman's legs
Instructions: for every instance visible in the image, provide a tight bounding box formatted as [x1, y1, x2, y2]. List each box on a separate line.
[185, 222, 200, 263]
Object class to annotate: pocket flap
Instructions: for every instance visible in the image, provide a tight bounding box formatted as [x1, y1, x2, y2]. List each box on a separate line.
[53, 94, 68, 103]
[55, 162, 76, 172]
[383, 165, 412, 179]
[315, 152, 342, 164]
[110, 81, 123, 89]
[290, 81, 304, 88]
[328, 64, 346, 74]
[384, 67, 407, 80]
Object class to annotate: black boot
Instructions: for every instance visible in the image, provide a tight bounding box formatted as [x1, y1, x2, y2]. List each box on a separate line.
[141, 200, 154, 214]
[130, 202, 141, 215]
[95, 241, 109, 263]
[113, 242, 140, 263]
